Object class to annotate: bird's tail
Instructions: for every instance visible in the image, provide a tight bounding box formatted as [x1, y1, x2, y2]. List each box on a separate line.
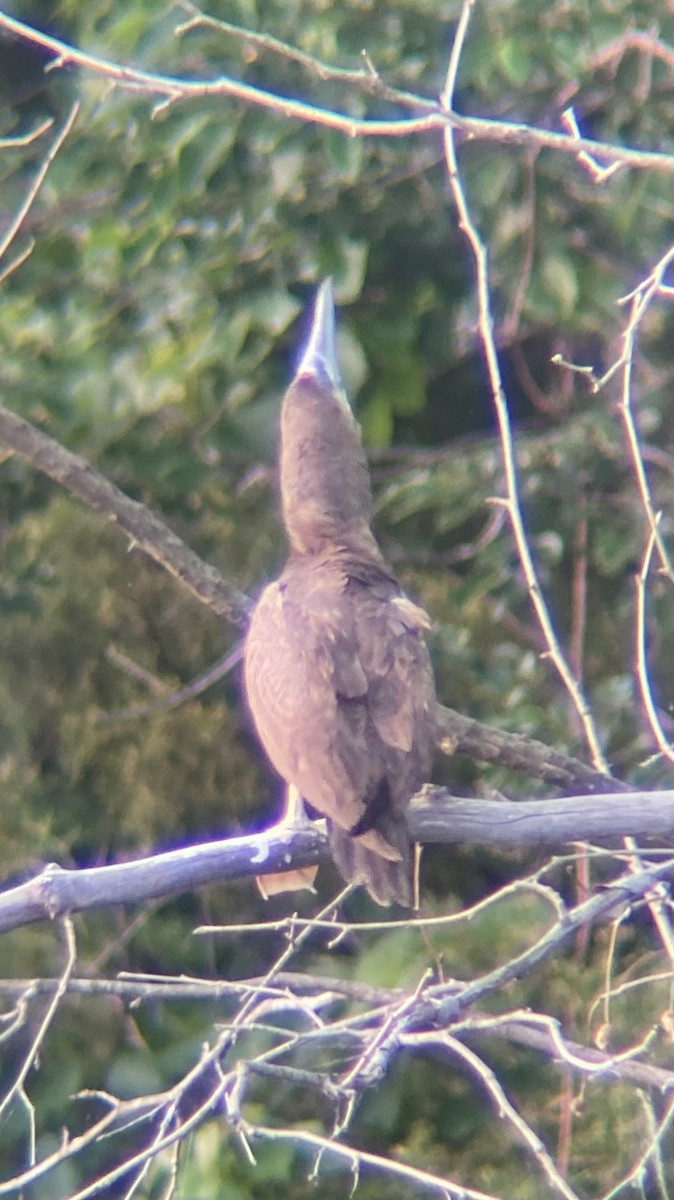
[327, 818, 414, 907]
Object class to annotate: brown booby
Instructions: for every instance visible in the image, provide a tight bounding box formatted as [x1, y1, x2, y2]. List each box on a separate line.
[244, 280, 436, 906]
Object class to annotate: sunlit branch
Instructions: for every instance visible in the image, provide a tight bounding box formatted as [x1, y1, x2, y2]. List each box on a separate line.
[0, 104, 79, 266]
[0, 12, 672, 171]
[1, 792, 672, 935]
[636, 527, 674, 765]
[440, 0, 609, 773]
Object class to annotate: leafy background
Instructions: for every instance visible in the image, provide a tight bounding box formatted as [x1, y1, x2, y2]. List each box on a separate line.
[0, 0, 673, 1194]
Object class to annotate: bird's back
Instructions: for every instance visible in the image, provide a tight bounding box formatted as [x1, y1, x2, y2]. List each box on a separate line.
[244, 552, 436, 904]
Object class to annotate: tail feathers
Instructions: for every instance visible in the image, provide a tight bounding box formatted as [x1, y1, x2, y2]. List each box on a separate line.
[328, 818, 414, 907]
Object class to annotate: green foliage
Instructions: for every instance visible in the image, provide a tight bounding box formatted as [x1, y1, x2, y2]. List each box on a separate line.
[0, 0, 673, 1195]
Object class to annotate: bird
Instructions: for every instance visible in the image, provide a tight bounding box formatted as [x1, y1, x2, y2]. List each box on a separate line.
[243, 279, 436, 906]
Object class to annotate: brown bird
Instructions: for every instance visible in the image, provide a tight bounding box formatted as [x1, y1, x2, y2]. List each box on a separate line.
[244, 280, 436, 905]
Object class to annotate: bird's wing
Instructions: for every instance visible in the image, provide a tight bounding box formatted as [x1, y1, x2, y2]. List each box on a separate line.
[355, 595, 431, 747]
[244, 574, 435, 833]
[244, 578, 363, 829]
[341, 584, 436, 813]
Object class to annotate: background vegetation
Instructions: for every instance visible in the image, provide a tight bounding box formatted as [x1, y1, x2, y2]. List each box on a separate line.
[0, 0, 673, 1196]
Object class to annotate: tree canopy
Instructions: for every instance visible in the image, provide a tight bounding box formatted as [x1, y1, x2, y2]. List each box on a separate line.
[0, 0, 673, 1196]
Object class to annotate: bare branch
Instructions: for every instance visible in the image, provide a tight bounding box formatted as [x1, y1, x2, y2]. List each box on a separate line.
[440, 5, 609, 775]
[617, 244, 674, 583]
[0, 792, 671, 935]
[600, 1093, 674, 1200]
[0, 918, 77, 1123]
[0, 11, 672, 173]
[243, 1123, 503, 1200]
[0, 403, 250, 626]
[636, 527, 674, 765]
[434, 706, 626, 793]
[462, 1012, 674, 1093]
[0, 118, 54, 148]
[412, 1033, 582, 1200]
[413, 788, 674, 846]
[0, 825, 326, 935]
[0, 103, 79, 266]
[100, 645, 244, 722]
[1, 973, 671, 1092]
[429, 859, 674, 1022]
[0, 860, 671, 1194]
[174, 2, 436, 111]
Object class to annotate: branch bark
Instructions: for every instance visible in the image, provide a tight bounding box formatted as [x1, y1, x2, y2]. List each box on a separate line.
[1, 972, 671, 1093]
[0, 790, 671, 935]
[1, 11, 673, 174]
[0, 404, 250, 626]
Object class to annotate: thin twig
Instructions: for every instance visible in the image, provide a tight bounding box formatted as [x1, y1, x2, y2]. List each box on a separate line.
[244, 1123, 502, 1200]
[599, 1092, 674, 1200]
[440, 0, 609, 773]
[618, 246, 674, 583]
[0, 917, 77, 1123]
[0, 118, 54, 148]
[636, 524, 674, 766]
[100, 644, 243, 722]
[0, 103, 79, 265]
[408, 1032, 582, 1200]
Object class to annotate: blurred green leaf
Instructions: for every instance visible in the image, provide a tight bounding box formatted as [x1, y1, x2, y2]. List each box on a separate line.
[1, 0, 673, 1195]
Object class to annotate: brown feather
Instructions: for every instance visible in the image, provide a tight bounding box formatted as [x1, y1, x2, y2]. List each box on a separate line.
[243, 281, 436, 906]
[244, 554, 436, 905]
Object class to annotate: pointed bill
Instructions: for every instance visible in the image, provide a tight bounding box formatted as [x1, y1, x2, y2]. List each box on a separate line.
[296, 278, 341, 391]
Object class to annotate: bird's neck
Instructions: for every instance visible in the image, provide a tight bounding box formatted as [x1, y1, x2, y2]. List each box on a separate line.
[280, 374, 376, 557]
[287, 522, 390, 573]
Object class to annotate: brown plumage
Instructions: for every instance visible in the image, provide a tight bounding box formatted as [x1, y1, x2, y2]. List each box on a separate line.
[244, 281, 436, 905]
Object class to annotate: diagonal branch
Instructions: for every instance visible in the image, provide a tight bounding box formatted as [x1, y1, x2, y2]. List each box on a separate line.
[0, 403, 250, 625]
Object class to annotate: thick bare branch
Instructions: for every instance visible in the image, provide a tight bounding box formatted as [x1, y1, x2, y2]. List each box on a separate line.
[414, 788, 673, 845]
[435, 707, 628, 793]
[0, 791, 671, 935]
[0, 825, 326, 936]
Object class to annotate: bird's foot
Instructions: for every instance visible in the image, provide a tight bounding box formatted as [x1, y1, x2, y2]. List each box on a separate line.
[256, 784, 320, 898]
